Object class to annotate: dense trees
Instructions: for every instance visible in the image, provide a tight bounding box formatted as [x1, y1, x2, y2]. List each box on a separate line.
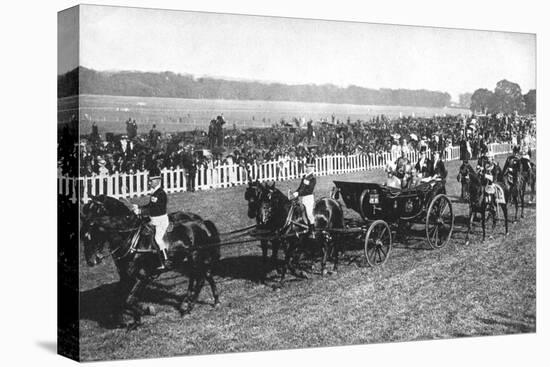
[458, 92, 472, 108]
[470, 80, 535, 115]
[58, 67, 451, 108]
[524, 89, 536, 114]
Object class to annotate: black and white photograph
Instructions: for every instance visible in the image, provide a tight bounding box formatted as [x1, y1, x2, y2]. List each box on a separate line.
[53, 1, 541, 364]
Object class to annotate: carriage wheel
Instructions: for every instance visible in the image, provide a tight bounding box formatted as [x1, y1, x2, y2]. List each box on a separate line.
[364, 220, 392, 267]
[425, 194, 454, 249]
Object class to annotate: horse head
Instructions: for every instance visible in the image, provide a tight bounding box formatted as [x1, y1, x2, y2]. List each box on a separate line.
[244, 180, 263, 219]
[81, 210, 140, 267]
[257, 182, 287, 229]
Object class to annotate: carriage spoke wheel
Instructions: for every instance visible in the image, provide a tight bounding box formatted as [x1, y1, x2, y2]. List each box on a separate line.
[364, 220, 392, 267]
[425, 194, 454, 249]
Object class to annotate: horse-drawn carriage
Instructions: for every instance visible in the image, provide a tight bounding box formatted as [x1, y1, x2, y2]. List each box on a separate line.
[80, 176, 455, 328]
[331, 178, 454, 266]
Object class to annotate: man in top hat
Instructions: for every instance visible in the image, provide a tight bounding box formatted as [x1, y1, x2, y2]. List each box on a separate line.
[415, 146, 432, 179]
[429, 150, 447, 192]
[132, 167, 170, 270]
[292, 158, 316, 225]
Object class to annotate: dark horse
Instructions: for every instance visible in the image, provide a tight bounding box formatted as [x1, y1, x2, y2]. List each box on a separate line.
[245, 180, 282, 282]
[457, 162, 508, 245]
[313, 195, 345, 275]
[256, 183, 311, 285]
[81, 196, 221, 328]
[501, 157, 535, 219]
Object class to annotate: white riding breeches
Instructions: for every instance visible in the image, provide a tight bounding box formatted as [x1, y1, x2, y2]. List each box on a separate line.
[299, 194, 315, 224]
[150, 214, 169, 251]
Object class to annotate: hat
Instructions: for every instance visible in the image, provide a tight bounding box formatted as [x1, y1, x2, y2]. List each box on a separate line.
[410, 133, 418, 141]
[148, 167, 162, 180]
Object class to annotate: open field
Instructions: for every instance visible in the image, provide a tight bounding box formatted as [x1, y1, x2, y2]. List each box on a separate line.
[79, 155, 535, 361]
[58, 94, 469, 135]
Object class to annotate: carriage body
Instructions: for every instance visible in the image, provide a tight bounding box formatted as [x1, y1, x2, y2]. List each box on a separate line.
[332, 179, 453, 266]
[333, 180, 445, 223]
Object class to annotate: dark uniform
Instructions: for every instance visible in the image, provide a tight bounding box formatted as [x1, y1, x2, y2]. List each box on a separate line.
[415, 156, 432, 178]
[140, 187, 167, 217]
[294, 166, 316, 224]
[135, 173, 169, 269]
[296, 172, 316, 197]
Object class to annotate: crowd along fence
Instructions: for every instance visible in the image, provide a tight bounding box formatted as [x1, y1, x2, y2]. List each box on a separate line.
[58, 143, 512, 204]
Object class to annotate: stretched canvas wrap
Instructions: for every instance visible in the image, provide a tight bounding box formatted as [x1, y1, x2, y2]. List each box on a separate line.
[58, 4, 536, 362]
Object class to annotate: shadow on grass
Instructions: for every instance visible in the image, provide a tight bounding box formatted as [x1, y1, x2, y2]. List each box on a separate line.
[475, 314, 535, 334]
[79, 276, 186, 328]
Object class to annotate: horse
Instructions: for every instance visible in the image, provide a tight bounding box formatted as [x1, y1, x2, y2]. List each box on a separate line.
[457, 162, 488, 245]
[256, 183, 310, 286]
[244, 180, 281, 282]
[478, 172, 509, 238]
[81, 203, 221, 329]
[314, 194, 345, 275]
[501, 156, 531, 220]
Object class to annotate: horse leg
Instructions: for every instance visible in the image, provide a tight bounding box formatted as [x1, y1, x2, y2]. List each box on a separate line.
[181, 270, 205, 315]
[513, 192, 519, 221]
[188, 275, 207, 314]
[520, 188, 525, 219]
[320, 236, 328, 276]
[124, 277, 149, 330]
[465, 209, 474, 246]
[184, 274, 195, 303]
[331, 240, 340, 275]
[260, 240, 268, 283]
[205, 269, 220, 307]
[501, 203, 509, 236]
[481, 207, 486, 243]
[271, 240, 280, 275]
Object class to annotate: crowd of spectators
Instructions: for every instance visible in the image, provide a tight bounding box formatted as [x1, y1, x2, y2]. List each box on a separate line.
[57, 112, 536, 180]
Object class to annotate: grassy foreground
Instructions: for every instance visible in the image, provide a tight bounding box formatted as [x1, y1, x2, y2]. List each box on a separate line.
[78, 156, 536, 361]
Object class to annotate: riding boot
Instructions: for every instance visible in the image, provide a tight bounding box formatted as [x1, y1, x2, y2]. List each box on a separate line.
[157, 249, 169, 270]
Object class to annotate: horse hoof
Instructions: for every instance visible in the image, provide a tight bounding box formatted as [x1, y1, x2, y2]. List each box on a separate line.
[145, 305, 156, 316]
[179, 304, 192, 316]
[321, 269, 328, 276]
[126, 322, 141, 332]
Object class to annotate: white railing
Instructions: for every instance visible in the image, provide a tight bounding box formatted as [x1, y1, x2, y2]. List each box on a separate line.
[488, 142, 512, 155]
[58, 143, 513, 203]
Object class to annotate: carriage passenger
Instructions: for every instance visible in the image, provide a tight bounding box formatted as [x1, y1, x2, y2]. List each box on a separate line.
[414, 146, 432, 180]
[429, 151, 447, 181]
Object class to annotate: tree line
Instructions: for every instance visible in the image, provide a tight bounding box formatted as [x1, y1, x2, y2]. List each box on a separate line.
[462, 79, 535, 115]
[58, 67, 452, 108]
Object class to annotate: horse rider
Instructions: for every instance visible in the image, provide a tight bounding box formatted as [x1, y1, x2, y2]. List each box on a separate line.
[292, 159, 316, 226]
[132, 168, 170, 270]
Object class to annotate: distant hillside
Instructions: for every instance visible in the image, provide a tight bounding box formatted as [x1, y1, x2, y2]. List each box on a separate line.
[58, 67, 452, 108]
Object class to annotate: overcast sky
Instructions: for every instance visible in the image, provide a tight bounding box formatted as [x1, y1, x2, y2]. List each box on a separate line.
[59, 5, 536, 102]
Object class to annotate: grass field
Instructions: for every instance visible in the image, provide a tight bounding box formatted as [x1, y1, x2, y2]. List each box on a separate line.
[58, 94, 469, 135]
[78, 155, 535, 361]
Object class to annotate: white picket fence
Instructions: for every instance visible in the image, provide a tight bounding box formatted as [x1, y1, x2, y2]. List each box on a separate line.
[58, 143, 511, 204]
